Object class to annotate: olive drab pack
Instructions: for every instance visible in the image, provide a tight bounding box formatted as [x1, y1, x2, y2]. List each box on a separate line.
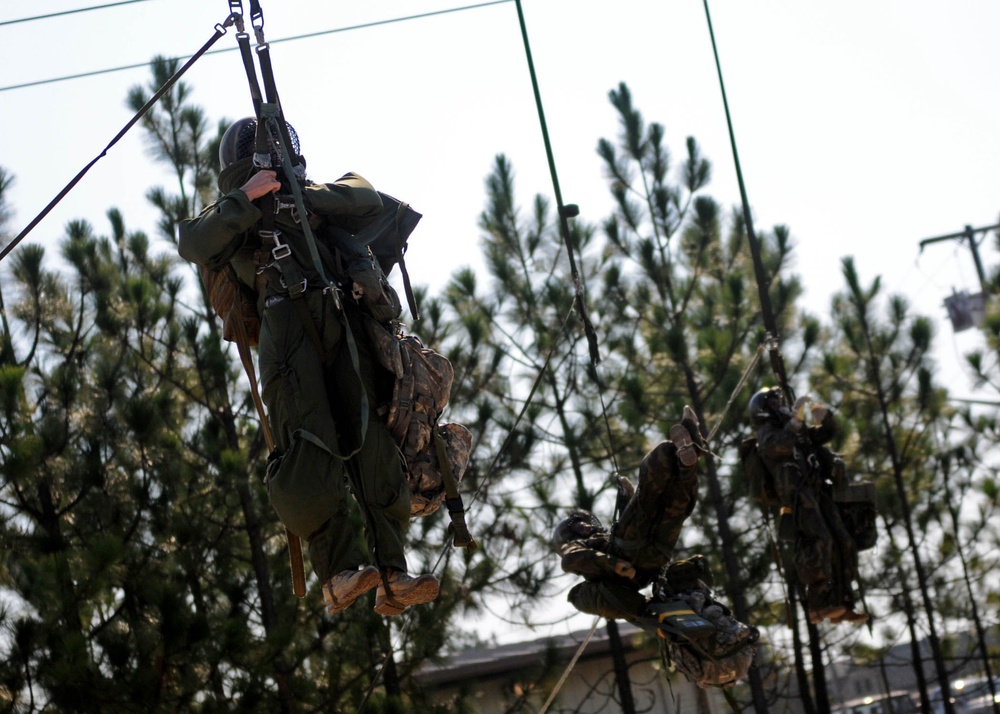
[200, 263, 261, 346]
[738, 436, 780, 506]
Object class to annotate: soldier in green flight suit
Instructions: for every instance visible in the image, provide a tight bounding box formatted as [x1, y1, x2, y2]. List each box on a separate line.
[178, 117, 437, 616]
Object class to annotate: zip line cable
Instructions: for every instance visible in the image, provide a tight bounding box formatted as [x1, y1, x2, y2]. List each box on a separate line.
[0, 1, 514, 93]
[513, 0, 601, 367]
[0, 0, 154, 27]
[537, 619, 601, 714]
[702, 0, 793, 404]
[0, 14, 236, 264]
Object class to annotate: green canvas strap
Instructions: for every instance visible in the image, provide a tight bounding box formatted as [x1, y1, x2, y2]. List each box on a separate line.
[433, 429, 477, 551]
[255, 105, 370, 458]
[393, 201, 420, 320]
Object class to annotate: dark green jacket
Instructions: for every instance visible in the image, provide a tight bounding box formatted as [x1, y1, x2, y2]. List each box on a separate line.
[178, 158, 383, 300]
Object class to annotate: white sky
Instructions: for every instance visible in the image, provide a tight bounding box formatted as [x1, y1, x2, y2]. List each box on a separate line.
[2, 0, 1000, 645]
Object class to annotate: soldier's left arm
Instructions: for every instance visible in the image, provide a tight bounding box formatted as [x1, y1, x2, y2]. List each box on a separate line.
[560, 543, 636, 580]
[303, 172, 383, 233]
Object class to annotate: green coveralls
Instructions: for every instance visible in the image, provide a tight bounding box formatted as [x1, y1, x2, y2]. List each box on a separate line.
[178, 159, 411, 583]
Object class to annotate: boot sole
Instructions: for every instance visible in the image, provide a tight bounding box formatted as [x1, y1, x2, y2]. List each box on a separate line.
[374, 578, 440, 616]
[670, 425, 698, 468]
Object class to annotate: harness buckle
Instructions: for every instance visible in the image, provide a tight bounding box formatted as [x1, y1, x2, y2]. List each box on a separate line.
[280, 276, 308, 297]
[323, 285, 343, 311]
[271, 243, 292, 261]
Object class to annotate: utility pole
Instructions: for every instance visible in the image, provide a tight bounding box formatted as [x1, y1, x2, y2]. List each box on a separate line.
[919, 223, 999, 332]
[918, 223, 1000, 295]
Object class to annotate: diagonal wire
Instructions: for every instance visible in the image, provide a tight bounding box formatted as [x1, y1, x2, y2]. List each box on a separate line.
[537, 619, 601, 714]
[0, 0, 154, 27]
[0, 14, 236, 264]
[0, 1, 514, 93]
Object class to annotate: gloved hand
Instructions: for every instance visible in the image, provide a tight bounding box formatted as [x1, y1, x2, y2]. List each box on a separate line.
[787, 395, 808, 432]
[614, 560, 637, 579]
[811, 403, 829, 423]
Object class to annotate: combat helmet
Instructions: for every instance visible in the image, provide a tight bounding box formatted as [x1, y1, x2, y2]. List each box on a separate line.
[219, 116, 302, 171]
[551, 509, 605, 550]
[748, 386, 786, 427]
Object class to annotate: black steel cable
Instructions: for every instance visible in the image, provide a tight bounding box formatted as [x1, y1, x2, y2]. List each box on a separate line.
[0, 1, 514, 93]
[0, 0, 154, 27]
[0, 15, 236, 263]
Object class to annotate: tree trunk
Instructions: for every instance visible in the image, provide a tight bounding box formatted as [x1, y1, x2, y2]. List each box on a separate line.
[607, 619, 637, 714]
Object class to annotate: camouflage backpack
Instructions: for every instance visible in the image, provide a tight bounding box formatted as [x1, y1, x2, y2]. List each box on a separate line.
[657, 558, 758, 689]
[366, 320, 472, 518]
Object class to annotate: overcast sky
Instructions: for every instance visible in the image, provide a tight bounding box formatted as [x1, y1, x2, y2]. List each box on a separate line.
[2, 0, 1000, 643]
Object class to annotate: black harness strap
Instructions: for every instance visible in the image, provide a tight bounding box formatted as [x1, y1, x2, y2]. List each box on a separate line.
[393, 201, 420, 321]
[228, 2, 262, 117]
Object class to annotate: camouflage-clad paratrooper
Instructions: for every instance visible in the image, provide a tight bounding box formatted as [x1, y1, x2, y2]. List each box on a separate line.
[553, 408, 757, 688]
[747, 386, 870, 624]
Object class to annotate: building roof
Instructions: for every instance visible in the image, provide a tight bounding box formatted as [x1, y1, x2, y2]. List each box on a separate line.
[415, 623, 657, 685]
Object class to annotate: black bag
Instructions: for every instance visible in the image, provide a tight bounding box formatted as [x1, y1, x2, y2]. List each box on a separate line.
[354, 192, 422, 277]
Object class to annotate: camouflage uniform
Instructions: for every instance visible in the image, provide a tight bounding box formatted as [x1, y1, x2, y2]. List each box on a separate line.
[754, 406, 861, 618]
[659, 557, 757, 689]
[559, 427, 700, 621]
[179, 159, 411, 583]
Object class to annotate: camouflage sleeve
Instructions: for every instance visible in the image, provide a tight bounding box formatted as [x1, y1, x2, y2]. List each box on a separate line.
[304, 173, 383, 234]
[178, 190, 261, 269]
[560, 542, 635, 580]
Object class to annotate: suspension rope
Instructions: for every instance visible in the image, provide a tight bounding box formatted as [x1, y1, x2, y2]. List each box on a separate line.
[0, 13, 236, 265]
[702, 0, 793, 404]
[537, 618, 601, 714]
[513, 0, 601, 367]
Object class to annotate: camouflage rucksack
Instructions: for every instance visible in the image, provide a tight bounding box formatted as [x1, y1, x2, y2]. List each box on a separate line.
[738, 436, 781, 507]
[366, 319, 474, 522]
[657, 558, 758, 689]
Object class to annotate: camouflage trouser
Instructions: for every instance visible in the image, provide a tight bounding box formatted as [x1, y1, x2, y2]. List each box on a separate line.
[790, 476, 859, 611]
[568, 580, 648, 622]
[259, 291, 411, 582]
[612, 441, 699, 578]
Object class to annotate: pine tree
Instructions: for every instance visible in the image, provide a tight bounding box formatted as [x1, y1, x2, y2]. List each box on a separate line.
[593, 82, 830, 713]
[813, 257, 959, 714]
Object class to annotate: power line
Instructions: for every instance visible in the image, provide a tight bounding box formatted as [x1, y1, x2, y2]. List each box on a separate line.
[0, 0, 513, 93]
[0, 0, 154, 27]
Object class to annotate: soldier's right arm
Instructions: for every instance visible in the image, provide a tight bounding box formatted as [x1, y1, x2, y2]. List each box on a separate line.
[178, 189, 263, 268]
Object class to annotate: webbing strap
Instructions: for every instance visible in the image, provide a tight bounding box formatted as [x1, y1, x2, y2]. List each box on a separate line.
[234, 29, 262, 117]
[394, 202, 420, 320]
[433, 430, 477, 551]
[0, 15, 234, 264]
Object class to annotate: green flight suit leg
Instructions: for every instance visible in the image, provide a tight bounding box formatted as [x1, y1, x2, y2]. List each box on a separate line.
[259, 291, 410, 583]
